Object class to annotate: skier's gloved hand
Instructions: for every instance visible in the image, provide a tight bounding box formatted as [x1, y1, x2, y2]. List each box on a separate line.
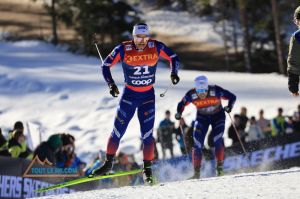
[108, 83, 119, 97]
[171, 73, 180, 85]
[288, 72, 299, 96]
[224, 106, 232, 113]
[175, 113, 182, 120]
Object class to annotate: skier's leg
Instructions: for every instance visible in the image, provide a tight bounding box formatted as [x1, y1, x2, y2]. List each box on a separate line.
[211, 111, 226, 176]
[91, 94, 137, 177]
[192, 116, 209, 178]
[137, 93, 155, 184]
[106, 96, 137, 155]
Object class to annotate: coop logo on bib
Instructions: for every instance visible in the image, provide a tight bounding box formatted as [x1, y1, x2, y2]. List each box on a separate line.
[132, 79, 152, 85]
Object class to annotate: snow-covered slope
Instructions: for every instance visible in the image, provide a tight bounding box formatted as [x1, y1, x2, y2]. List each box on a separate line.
[144, 10, 224, 46]
[36, 168, 300, 199]
[0, 40, 298, 163]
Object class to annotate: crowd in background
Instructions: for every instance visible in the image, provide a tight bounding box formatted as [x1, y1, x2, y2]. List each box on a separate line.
[0, 121, 86, 176]
[228, 105, 300, 146]
[1, 104, 300, 177]
[154, 105, 300, 159]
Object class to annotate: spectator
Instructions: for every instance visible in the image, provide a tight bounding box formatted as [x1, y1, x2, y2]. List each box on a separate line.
[34, 134, 62, 165]
[56, 133, 86, 176]
[246, 116, 264, 142]
[56, 133, 75, 167]
[175, 118, 189, 155]
[228, 114, 245, 145]
[257, 109, 272, 138]
[114, 152, 139, 172]
[293, 104, 300, 132]
[8, 130, 33, 159]
[114, 152, 142, 186]
[8, 121, 24, 140]
[184, 120, 195, 154]
[271, 108, 286, 136]
[238, 107, 249, 131]
[0, 128, 10, 156]
[287, 6, 300, 97]
[286, 116, 295, 134]
[157, 110, 175, 159]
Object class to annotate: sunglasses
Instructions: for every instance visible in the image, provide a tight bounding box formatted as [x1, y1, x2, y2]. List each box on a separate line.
[196, 89, 207, 94]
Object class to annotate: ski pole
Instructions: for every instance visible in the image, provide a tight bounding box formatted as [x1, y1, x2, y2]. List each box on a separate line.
[227, 112, 247, 154]
[93, 33, 104, 65]
[160, 82, 172, 97]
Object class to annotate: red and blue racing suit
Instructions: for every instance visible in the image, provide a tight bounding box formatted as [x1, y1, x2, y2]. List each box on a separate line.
[177, 85, 236, 168]
[102, 39, 180, 161]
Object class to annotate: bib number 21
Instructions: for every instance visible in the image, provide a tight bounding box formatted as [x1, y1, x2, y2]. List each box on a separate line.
[133, 66, 150, 75]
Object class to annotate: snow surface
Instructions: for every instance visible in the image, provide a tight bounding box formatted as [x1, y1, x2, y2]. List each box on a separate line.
[0, 40, 299, 164]
[35, 168, 300, 199]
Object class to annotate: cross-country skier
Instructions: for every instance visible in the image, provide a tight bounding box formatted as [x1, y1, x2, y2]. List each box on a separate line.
[288, 6, 300, 97]
[175, 75, 236, 178]
[91, 23, 180, 184]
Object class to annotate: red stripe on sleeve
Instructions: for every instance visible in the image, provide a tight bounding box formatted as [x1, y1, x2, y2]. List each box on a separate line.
[109, 53, 121, 68]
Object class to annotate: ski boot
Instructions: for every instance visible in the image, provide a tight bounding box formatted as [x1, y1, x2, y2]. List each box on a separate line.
[188, 166, 200, 179]
[89, 154, 114, 178]
[143, 161, 154, 185]
[216, 162, 224, 176]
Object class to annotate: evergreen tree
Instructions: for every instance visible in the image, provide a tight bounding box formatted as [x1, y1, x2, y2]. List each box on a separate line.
[56, 0, 140, 54]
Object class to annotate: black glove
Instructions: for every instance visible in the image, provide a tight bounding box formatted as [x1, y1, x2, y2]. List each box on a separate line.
[224, 106, 232, 113]
[175, 112, 182, 120]
[171, 73, 180, 85]
[288, 72, 299, 94]
[108, 83, 119, 97]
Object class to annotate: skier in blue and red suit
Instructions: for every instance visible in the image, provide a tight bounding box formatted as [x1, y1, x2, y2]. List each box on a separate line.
[91, 23, 180, 184]
[175, 75, 236, 178]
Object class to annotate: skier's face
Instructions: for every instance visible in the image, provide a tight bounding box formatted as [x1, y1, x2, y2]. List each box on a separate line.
[133, 34, 149, 50]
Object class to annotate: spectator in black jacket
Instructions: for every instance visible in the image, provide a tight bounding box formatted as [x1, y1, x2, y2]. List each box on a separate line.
[0, 128, 10, 156]
[239, 107, 249, 132]
[34, 134, 62, 165]
[8, 121, 24, 140]
[228, 114, 245, 145]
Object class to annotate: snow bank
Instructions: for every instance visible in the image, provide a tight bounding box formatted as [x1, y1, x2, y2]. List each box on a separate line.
[35, 168, 300, 199]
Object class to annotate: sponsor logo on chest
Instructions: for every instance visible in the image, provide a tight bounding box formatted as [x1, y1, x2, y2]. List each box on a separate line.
[125, 53, 158, 64]
[193, 98, 220, 108]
